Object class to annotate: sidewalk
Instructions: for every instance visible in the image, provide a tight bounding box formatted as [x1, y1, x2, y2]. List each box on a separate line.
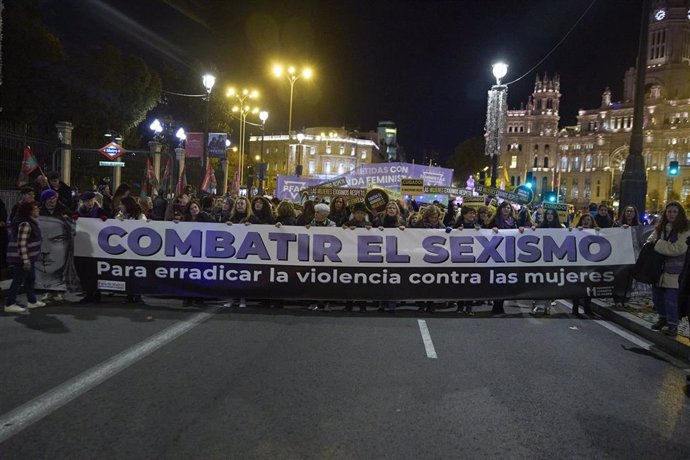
[591, 291, 690, 361]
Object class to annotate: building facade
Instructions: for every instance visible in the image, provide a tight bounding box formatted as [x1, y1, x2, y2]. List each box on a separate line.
[503, 0, 690, 211]
[248, 127, 378, 194]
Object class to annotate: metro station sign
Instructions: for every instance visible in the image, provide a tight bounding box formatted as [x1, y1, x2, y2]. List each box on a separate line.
[99, 142, 126, 160]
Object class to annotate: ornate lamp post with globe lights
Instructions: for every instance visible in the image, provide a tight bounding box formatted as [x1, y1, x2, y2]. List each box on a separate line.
[227, 88, 260, 185]
[202, 74, 216, 170]
[484, 63, 508, 188]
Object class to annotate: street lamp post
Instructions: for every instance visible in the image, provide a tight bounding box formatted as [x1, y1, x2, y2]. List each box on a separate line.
[258, 110, 269, 195]
[485, 63, 508, 188]
[273, 65, 312, 176]
[296, 132, 305, 177]
[227, 88, 259, 186]
[202, 74, 216, 171]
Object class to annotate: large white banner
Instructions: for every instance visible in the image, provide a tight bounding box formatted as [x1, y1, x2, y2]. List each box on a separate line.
[74, 220, 636, 300]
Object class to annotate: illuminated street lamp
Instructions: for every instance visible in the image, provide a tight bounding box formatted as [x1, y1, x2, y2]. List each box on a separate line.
[258, 110, 269, 195]
[228, 87, 260, 185]
[272, 64, 313, 137]
[202, 74, 216, 170]
[484, 62, 508, 188]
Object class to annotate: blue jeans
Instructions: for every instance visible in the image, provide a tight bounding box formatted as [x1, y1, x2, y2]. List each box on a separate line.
[5, 262, 37, 306]
[652, 286, 679, 326]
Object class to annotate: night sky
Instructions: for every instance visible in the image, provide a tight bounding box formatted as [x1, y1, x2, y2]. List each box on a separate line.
[51, 0, 643, 162]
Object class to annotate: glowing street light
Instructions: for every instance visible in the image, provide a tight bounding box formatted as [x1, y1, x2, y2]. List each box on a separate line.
[272, 64, 313, 136]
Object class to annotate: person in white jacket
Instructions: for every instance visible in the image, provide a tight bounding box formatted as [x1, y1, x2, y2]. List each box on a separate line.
[646, 201, 690, 337]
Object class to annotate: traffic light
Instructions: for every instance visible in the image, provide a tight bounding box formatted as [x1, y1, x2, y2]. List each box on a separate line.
[544, 190, 558, 203]
[669, 161, 679, 176]
[525, 172, 534, 189]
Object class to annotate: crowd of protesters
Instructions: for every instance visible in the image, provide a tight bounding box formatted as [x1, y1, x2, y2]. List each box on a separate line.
[1, 174, 688, 337]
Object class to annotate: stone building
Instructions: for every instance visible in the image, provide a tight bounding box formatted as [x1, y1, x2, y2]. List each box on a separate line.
[503, 0, 690, 211]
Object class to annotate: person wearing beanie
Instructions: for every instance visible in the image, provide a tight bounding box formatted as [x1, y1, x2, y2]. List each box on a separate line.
[39, 189, 70, 219]
[5, 201, 46, 314]
[344, 202, 371, 228]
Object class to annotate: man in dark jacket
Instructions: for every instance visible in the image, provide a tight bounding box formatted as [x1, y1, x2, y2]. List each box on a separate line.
[47, 171, 73, 211]
[39, 189, 70, 219]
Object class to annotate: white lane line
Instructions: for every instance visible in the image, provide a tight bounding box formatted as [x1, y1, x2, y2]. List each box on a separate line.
[417, 319, 438, 359]
[593, 319, 653, 350]
[0, 308, 218, 444]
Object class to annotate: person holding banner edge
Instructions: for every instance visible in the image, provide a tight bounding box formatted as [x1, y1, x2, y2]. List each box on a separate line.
[489, 202, 524, 315]
[530, 208, 563, 315]
[646, 201, 690, 337]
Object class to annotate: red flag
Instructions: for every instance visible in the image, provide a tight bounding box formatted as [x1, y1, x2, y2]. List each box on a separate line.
[230, 168, 240, 195]
[200, 162, 217, 194]
[17, 145, 39, 187]
[145, 157, 160, 189]
[175, 165, 188, 196]
[161, 158, 171, 192]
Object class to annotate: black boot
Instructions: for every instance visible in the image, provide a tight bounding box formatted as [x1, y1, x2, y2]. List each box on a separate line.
[651, 318, 667, 331]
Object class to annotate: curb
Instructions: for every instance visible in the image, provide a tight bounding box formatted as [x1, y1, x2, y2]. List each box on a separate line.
[591, 299, 690, 361]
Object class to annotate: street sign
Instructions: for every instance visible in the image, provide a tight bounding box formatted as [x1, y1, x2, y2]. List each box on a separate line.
[99, 142, 126, 161]
[476, 184, 532, 204]
[424, 186, 473, 197]
[99, 161, 125, 167]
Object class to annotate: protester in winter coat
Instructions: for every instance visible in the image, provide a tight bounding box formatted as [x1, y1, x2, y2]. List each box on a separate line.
[39, 189, 70, 219]
[344, 202, 371, 228]
[73, 191, 109, 220]
[183, 200, 214, 222]
[295, 200, 315, 226]
[615, 205, 642, 227]
[308, 203, 336, 227]
[274, 200, 297, 226]
[594, 203, 614, 228]
[247, 196, 275, 225]
[489, 202, 523, 315]
[375, 201, 406, 229]
[116, 196, 147, 221]
[415, 205, 445, 229]
[110, 183, 132, 218]
[571, 214, 597, 316]
[454, 206, 479, 229]
[227, 197, 251, 224]
[9, 187, 35, 221]
[4, 201, 45, 314]
[151, 195, 168, 221]
[328, 197, 350, 227]
[477, 206, 492, 229]
[46, 171, 73, 211]
[646, 201, 690, 336]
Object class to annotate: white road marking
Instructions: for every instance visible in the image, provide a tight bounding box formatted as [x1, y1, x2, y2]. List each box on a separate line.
[555, 299, 653, 349]
[417, 319, 438, 359]
[0, 308, 218, 443]
[593, 320, 653, 350]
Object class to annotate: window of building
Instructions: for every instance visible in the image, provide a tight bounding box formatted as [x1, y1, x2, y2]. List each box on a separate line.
[510, 155, 518, 168]
[686, 152, 690, 166]
[533, 155, 539, 168]
[534, 144, 539, 152]
[541, 176, 548, 192]
[546, 99, 553, 109]
[650, 29, 666, 62]
[360, 150, 367, 159]
[560, 156, 568, 171]
[596, 179, 601, 198]
[519, 125, 524, 133]
[310, 146, 316, 155]
[326, 143, 332, 154]
[571, 180, 579, 199]
[543, 156, 549, 168]
[584, 178, 591, 200]
[682, 178, 690, 202]
[324, 160, 332, 174]
[351, 147, 356, 156]
[585, 154, 593, 170]
[308, 160, 316, 175]
[596, 153, 604, 168]
[573, 156, 581, 171]
[337, 163, 344, 175]
[339, 145, 345, 155]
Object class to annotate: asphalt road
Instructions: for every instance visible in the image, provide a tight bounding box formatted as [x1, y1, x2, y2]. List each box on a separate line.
[1, 297, 689, 459]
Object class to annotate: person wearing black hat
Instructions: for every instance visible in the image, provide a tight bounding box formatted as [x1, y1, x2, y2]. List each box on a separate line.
[344, 202, 371, 228]
[73, 191, 109, 220]
[46, 171, 73, 211]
